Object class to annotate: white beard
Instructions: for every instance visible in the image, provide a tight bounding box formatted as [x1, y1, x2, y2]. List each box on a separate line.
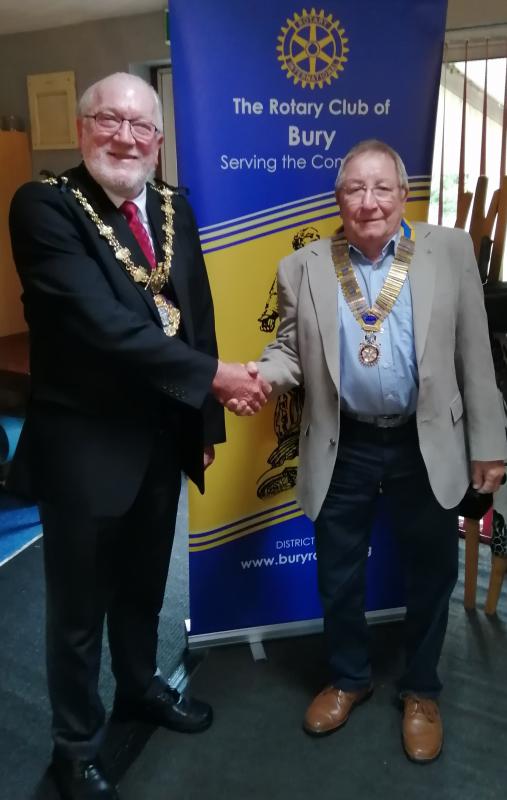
[84, 153, 156, 199]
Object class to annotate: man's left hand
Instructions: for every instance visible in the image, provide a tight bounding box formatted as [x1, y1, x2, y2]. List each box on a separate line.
[470, 460, 505, 493]
[204, 445, 215, 470]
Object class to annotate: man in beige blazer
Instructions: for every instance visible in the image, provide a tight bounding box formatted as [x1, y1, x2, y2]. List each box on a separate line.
[235, 140, 505, 762]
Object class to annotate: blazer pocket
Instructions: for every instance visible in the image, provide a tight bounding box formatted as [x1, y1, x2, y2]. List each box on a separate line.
[450, 392, 463, 423]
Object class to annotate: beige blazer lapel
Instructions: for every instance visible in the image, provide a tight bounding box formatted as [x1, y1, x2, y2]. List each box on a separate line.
[409, 226, 436, 364]
[306, 241, 340, 391]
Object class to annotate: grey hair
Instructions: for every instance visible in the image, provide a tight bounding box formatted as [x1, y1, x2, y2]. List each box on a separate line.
[335, 139, 409, 192]
[77, 72, 163, 131]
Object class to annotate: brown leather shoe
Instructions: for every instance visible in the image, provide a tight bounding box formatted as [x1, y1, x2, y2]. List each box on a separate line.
[303, 685, 373, 736]
[402, 695, 443, 763]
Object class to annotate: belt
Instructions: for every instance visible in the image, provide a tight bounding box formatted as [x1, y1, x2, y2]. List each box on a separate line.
[341, 411, 414, 429]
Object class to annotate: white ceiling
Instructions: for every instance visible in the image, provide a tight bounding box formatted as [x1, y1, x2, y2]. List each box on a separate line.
[0, 0, 165, 36]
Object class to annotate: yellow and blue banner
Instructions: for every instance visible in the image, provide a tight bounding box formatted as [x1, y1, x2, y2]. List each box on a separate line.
[170, 0, 447, 643]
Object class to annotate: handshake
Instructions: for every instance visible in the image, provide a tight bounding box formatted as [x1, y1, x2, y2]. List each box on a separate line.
[211, 360, 271, 416]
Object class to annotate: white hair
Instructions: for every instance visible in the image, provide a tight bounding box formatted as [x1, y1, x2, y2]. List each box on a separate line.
[335, 139, 409, 192]
[77, 72, 163, 131]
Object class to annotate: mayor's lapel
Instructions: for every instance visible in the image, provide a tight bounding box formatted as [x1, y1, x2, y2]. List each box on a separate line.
[409, 226, 436, 363]
[146, 185, 192, 336]
[72, 164, 153, 273]
[146, 181, 167, 262]
[306, 240, 340, 390]
[68, 164, 161, 320]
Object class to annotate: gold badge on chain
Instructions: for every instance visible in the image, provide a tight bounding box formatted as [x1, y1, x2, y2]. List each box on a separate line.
[331, 221, 415, 366]
[69, 182, 180, 337]
[358, 333, 381, 366]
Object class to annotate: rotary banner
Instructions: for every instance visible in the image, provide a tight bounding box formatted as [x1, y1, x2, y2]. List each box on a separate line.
[169, 0, 448, 644]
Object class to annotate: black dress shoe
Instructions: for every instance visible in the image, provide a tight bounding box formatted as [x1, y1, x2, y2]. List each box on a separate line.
[112, 685, 213, 733]
[51, 754, 119, 800]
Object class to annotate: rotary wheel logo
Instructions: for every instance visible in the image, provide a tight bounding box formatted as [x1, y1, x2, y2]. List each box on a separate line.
[277, 7, 349, 89]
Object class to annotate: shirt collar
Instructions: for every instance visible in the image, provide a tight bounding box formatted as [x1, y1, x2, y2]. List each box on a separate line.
[104, 185, 149, 225]
[349, 230, 399, 268]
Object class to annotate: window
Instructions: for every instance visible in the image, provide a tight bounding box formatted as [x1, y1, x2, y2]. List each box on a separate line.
[429, 49, 506, 279]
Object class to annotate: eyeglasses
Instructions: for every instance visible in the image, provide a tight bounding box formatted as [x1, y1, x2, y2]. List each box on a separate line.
[83, 112, 160, 142]
[341, 184, 401, 203]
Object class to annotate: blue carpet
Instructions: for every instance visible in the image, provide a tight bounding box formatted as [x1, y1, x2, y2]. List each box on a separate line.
[0, 492, 41, 565]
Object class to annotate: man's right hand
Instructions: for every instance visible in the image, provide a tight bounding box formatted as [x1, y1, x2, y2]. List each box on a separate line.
[211, 360, 271, 415]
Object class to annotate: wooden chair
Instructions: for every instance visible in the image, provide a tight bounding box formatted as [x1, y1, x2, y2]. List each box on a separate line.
[462, 500, 492, 611]
[458, 176, 507, 610]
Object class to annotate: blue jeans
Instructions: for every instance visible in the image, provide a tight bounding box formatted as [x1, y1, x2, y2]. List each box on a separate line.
[314, 415, 458, 697]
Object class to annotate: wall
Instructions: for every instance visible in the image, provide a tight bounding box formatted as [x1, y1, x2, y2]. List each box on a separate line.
[447, 0, 506, 29]
[0, 10, 169, 178]
[0, 2, 505, 179]
[0, 133, 31, 336]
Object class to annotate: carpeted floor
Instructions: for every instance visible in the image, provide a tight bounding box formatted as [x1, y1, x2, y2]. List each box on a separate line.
[1, 512, 506, 800]
[0, 484, 190, 800]
[118, 539, 507, 800]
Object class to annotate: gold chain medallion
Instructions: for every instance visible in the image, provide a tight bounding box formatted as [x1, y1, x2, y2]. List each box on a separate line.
[331, 222, 415, 366]
[69, 181, 180, 336]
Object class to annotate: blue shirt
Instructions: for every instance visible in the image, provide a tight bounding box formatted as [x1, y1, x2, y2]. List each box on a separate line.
[338, 233, 419, 416]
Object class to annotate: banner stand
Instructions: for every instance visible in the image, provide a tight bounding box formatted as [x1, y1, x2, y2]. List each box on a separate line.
[185, 608, 406, 654]
[170, 0, 448, 647]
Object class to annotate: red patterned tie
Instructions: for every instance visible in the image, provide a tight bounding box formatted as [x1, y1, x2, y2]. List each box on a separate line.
[120, 200, 156, 270]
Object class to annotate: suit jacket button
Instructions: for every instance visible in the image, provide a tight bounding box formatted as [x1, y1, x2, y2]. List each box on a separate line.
[329, 438, 337, 446]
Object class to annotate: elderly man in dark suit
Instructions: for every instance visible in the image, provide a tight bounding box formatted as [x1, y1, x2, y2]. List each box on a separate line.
[233, 139, 505, 763]
[9, 72, 269, 800]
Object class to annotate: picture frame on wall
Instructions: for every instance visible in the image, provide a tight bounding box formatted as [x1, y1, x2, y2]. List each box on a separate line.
[27, 70, 78, 150]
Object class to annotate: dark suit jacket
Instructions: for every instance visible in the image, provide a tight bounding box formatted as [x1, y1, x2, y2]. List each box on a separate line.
[9, 163, 225, 515]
